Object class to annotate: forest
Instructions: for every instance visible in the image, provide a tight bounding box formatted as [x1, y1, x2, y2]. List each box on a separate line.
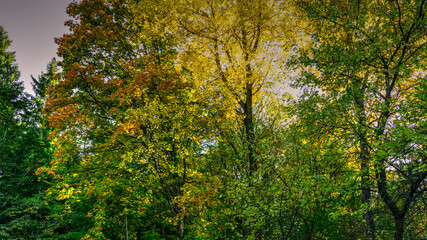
[0, 0, 426, 239]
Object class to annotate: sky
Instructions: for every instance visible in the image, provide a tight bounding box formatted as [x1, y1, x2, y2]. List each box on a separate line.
[0, 0, 72, 95]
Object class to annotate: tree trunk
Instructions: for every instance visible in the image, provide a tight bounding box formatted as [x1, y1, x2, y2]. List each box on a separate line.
[176, 214, 185, 240]
[125, 214, 129, 240]
[244, 82, 256, 175]
[394, 215, 404, 240]
[354, 76, 376, 240]
[361, 141, 375, 240]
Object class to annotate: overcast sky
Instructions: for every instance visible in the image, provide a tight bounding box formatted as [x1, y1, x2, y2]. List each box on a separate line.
[0, 0, 72, 95]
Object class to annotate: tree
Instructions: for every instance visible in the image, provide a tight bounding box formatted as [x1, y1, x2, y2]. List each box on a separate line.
[293, 0, 427, 239]
[0, 26, 25, 149]
[166, 0, 295, 175]
[0, 25, 31, 237]
[0, 26, 55, 239]
[43, 1, 204, 239]
[135, 0, 304, 237]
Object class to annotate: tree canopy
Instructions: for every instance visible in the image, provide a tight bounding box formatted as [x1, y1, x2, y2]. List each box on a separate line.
[1, 0, 426, 239]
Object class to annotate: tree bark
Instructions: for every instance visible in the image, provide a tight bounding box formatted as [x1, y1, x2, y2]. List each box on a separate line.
[354, 76, 376, 240]
[360, 137, 375, 240]
[394, 214, 404, 240]
[176, 214, 185, 240]
[244, 82, 256, 175]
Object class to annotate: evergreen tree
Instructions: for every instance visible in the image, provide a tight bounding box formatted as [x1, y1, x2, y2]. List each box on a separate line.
[0, 26, 55, 239]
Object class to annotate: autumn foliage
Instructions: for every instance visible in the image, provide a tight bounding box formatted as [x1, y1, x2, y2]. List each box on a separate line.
[1, 0, 425, 239]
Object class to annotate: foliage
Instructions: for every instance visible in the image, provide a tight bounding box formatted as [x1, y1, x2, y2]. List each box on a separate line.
[1, 0, 426, 239]
[0, 26, 55, 239]
[42, 0, 205, 239]
[291, 0, 427, 239]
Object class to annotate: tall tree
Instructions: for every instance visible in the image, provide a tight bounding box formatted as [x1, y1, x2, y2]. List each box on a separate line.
[43, 1, 204, 239]
[0, 26, 54, 239]
[0, 25, 30, 237]
[0, 26, 24, 149]
[137, 1, 305, 237]
[167, 0, 295, 176]
[293, 0, 427, 239]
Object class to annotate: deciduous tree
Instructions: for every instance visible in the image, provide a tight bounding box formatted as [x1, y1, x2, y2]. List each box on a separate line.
[44, 1, 204, 239]
[293, 0, 427, 239]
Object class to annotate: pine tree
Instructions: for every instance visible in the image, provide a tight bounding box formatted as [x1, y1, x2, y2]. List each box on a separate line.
[0, 26, 58, 239]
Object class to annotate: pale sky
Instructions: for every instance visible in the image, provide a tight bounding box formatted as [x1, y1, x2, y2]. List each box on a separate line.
[0, 0, 72, 95]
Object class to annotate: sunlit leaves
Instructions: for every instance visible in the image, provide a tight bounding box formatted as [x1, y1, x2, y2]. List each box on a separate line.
[293, 0, 427, 238]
